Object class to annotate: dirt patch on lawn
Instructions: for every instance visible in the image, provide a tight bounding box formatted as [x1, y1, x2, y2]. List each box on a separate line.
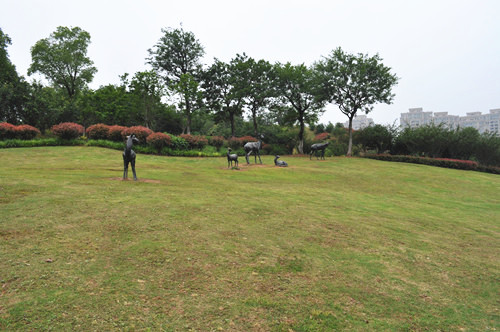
[109, 177, 161, 184]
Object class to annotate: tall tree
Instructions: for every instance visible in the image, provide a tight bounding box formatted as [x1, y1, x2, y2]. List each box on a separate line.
[273, 63, 325, 154]
[0, 28, 29, 123]
[202, 56, 248, 137]
[28, 26, 97, 100]
[314, 47, 398, 156]
[126, 70, 165, 129]
[148, 26, 204, 134]
[244, 57, 275, 137]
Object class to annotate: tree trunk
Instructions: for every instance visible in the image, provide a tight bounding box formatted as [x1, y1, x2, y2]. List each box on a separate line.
[252, 109, 258, 137]
[347, 115, 354, 156]
[298, 118, 305, 154]
[185, 98, 191, 135]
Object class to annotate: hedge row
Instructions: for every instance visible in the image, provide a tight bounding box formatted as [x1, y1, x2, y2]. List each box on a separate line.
[0, 122, 41, 140]
[363, 154, 500, 174]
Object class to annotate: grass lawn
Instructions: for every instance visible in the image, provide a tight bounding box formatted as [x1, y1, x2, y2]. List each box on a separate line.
[1, 146, 499, 331]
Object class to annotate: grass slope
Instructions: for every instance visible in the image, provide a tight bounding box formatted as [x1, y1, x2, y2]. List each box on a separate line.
[0, 147, 499, 331]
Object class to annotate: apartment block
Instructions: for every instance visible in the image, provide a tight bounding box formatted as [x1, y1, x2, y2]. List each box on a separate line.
[344, 114, 374, 130]
[400, 108, 500, 135]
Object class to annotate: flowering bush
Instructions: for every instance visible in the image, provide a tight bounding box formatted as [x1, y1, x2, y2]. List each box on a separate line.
[15, 125, 41, 140]
[180, 134, 208, 149]
[121, 126, 153, 143]
[228, 136, 256, 149]
[207, 135, 224, 149]
[146, 132, 172, 152]
[314, 132, 330, 142]
[51, 122, 84, 140]
[0, 122, 17, 140]
[107, 125, 127, 142]
[86, 123, 110, 140]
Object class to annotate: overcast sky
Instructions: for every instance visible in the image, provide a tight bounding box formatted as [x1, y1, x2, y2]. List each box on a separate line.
[1, 0, 499, 125]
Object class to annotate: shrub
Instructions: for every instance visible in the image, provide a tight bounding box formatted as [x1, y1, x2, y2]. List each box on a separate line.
[207, 135, 224, 149]
[180, 134, 208, 149]
[14, 125, 41, 140]
[228, 137, 242, 150]
[121, 126, 153, 143]
[147, 132, 172, 152]
[86, 123, 110, 140]
[170, 135, 189, 150]
[0, 122, 16, 140]
[313, 132, 330, 142]
[51, 122, 84, 140]
[108, 125, 127, 142]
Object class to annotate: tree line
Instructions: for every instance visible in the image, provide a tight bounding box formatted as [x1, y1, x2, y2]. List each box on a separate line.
[0, 26, 398, 155]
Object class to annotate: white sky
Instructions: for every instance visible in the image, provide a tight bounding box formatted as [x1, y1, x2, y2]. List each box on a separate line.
[1, 0, 499, 126]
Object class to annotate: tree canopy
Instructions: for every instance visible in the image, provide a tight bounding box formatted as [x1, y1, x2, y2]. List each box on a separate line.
[28, 26, 97, 100]
[314, 47, 398, 155]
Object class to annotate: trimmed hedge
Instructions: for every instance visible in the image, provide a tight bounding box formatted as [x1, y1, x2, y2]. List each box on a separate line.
[86, 123, 110, 140]
[363, 154, 500, 174]
[146, 132, 172, 152]
[108, 125, 127, 142]
[0, 123, 41, 140]
[51, 122, 84, 140]
[121, 126, 153, 143]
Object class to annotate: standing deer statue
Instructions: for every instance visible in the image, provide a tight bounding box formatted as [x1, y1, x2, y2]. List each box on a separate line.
[227, 148, 239, 168]
[244, 135, 264, 164]
[274, 155, 288, 167]
[310, 142, 329, 160]
[123, 134, 139, 180]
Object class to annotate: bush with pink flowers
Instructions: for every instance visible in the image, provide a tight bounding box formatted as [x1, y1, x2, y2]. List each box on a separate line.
[15, 125, 41, 140]
[179, 134, 208, 149]
[51, 122, 84, 140]
[86, 123, 110, 140]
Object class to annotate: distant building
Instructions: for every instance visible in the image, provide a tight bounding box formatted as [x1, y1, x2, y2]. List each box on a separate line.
[400, 108, 500, 135]
[344, 114, 374, 130]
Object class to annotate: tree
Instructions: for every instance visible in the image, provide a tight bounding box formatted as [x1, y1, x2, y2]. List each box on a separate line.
[28, 26, 97, 100]
[202, 57, 247, 137]
[273, 63, 325, 154]
[244, 57, 275, 137]
[148, 26, 205, 134]
[126, 70, 166, 129]
[0, 28, 29, 123]
[355, 124, 393, 153]
[314, 47, 398, 156]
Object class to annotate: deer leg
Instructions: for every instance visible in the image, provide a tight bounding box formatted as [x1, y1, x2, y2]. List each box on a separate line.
[123, 158, 128, 179]
[257, 151, 262, 164]
[131, 158, 137, 181]
[245, 152, 251, 164]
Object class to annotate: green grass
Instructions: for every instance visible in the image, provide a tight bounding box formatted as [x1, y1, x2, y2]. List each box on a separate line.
[0, 146, 499, 331]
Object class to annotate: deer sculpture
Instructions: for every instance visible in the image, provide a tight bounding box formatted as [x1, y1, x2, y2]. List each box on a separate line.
[227, 148, 239, 168]
[123, 134, 139, 180]
[244, 135, 264, 164]
[310, 142, 329, 160]
[274, 155, 288, 167]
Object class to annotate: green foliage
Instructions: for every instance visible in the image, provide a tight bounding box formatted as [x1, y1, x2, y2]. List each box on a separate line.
[314, 47, 398, 155]
[354, 124, 393, 153]
[28, 26, 97, 99]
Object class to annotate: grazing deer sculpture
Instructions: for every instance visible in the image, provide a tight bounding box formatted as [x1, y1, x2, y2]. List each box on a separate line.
[123, 134, 139, 180]
[310, 142, 329, 160]
[227, 148, 239, 168]
[274, 155, 288, 167]
[244, 135, 263, 164]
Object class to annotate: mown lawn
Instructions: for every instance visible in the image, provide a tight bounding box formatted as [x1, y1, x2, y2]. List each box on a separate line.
[0, 146, 499, 331]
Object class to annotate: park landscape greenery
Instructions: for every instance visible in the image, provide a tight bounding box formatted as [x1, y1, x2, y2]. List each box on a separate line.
[0, 146, 499, 331]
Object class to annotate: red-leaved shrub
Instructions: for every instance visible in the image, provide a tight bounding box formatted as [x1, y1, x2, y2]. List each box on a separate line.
[179, 134, 208, 149]
[207, 135, 224, 149]
[108, 125, 127, 141]
[121, 126, 153, 143]
[146, 132, 172, 152]
[51, 122, 84, 140]
[86, 123, 110, 140]
[15, 125, 41, 140]
[0, 122, 17, 140]
[314, 132, 330, 142]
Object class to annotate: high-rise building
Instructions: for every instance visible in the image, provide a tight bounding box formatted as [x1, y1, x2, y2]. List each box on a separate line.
[344, 114, 374, 130]
[400, 108, 500, 135]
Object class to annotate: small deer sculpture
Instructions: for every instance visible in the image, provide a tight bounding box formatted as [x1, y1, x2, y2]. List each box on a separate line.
[227, 148, 239, 168]
[244, 135, 263, 164]
[123, 134, 139, 180]
[274, 155, 288, 167]
[310, 142, 329, 160]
